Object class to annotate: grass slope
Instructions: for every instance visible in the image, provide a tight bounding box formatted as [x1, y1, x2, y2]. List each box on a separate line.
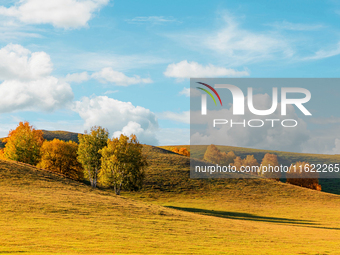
[161, 145, 340, 195]
[1, 145, 340, 254]
[128, 146, 340, 254]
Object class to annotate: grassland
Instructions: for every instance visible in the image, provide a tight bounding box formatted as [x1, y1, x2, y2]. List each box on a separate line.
[1, 145, 340, 254]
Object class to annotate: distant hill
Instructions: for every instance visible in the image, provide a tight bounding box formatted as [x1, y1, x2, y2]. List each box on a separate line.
[0, 130, 81, 149]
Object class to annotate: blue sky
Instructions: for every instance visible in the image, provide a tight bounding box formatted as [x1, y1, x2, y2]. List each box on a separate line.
[1, 0, 340, 148]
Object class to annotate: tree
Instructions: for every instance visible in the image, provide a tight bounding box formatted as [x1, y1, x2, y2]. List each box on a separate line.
[37, 139, 83, 180]
[204, 144, 222, 164]
[99, 134, 147, 195]
[242, 155, 260, 176]
[286, 162, 321, 191]
[172, 147, 179, 154]
[179, 147, 190, 157]
[258, 153, 280, 179]
[171, 147, 190, 157]
[77, 126, 109, 188]
[3, 121, 44, 165]
[225, 151, 237, 166]
[231, 156, 243, 171]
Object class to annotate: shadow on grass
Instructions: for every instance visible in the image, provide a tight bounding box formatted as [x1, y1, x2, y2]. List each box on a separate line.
[166, 206, 340, 230]
[166, 206, 316, 225]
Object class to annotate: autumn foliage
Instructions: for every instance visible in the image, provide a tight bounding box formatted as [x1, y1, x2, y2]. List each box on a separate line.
[37, 139, 83, 180]
[171, 147, 190, 157]
[99, 134, 147, 195]
[286, 162, 321, 191]
[3, 121, 44, 165]
[258, 153, 281, 179]
[204, 145, 236, 165]
[77, 126, 109, 188]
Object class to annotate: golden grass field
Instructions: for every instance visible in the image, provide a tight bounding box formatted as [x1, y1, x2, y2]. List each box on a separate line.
[1, 145, 340, 254]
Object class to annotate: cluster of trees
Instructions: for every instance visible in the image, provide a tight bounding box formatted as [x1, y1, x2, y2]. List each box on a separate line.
[171, 147, 190, 157]
[203, 145, 321, 190]
[286, 162, 321, 191]
[0, 122, 147, 195]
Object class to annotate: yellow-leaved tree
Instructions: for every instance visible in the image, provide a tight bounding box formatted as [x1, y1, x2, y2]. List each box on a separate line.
[77, 126, 109, 188]
[204, 144, 236, 166]
[37, 139, 84, 180]
[258, 153, 280, 179]
[3, 121, 44, 165]
[99, 134, 147, 195]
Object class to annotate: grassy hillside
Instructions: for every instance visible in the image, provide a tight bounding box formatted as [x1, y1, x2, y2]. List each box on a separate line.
[161, 145, 340, 195]
[0, 130, 80, 149]
[1, 146, 340, 254]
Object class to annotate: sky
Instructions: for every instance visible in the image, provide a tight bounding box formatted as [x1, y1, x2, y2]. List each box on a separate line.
[0, 0, 340, 149]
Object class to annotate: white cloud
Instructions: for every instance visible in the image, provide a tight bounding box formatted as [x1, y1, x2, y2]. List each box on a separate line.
[303, 42, 340, 60]
[158, 111, 190, 124]
[191, 93, 310, 153]
[73, 96, 159, 145]
[0, 77, 73, 113]
[91, 67, 153, 86]
[0, 43, 53, 81]
[268, 21, 323, 31]
[126, 16, 177, 24]
[64, 72, 90, 83]
[0, 0, 109, 29]
[179, 87, 200, 97]
[168, 13, 293, 65]
[0, 44, 73, 113]
[164, 60, 249, 79]
[104, 90, 118, 94]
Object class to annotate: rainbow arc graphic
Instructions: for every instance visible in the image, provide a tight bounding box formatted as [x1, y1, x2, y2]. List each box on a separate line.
[196, 82, 223, 106]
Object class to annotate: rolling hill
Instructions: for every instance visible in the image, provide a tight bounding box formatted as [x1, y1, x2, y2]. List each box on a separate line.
[161, 145, 340, 195]
[1, 145, 340, 254]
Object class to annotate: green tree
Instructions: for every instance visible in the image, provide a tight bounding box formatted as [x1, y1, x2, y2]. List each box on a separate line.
[77, 126, 109, 188]
[37, 139, 83, 180]
[99, 134, 147, 195]
[3, 121, 44, 165]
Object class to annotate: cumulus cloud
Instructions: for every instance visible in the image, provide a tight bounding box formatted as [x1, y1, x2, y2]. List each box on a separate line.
[0, 77, 73, 113]
[0, 43, 53, 81]
[164, 60, 249, 79]
[0, 44, 73, 113]
[0, 0, 109, 29]
[92, 67, 152, 86]
[191, 93, 310, 153]
[64, 67, 153, 86]
[73, 96, 159, 145]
